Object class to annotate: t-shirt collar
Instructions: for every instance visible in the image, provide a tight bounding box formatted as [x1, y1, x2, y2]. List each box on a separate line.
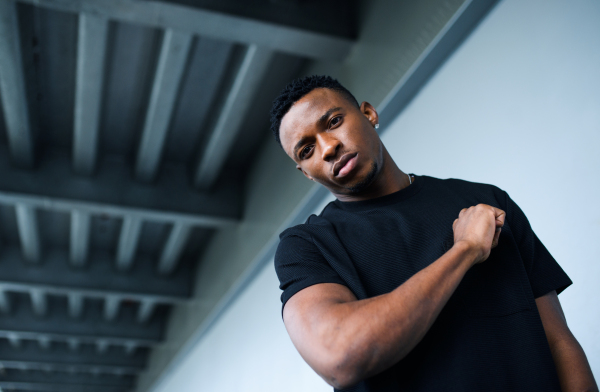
[333, 174, 425, 211]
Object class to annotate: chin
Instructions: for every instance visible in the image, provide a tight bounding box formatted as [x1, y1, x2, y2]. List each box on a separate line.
[345, 161, 378, 194]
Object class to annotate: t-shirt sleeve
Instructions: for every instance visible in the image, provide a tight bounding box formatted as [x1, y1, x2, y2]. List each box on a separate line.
[503, 191, 572, 298]
[275, 233, 347, 313]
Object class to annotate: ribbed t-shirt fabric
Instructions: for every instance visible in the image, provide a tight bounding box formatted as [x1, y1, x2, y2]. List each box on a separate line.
[275, 175, 572, 392]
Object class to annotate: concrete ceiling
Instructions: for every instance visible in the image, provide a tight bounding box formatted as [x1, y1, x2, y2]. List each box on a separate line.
[0, 0, 357, 391]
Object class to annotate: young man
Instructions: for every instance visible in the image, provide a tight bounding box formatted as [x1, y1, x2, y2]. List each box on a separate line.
[270, 76, 597, 392]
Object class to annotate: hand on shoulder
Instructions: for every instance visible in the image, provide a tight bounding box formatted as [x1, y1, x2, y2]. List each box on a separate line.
[452, 204, 505, 266]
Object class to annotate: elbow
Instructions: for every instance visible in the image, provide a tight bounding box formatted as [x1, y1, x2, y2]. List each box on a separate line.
[321, 365, 361, 389]
[319, 336, 407, 388]
[319, 348, 370, 389]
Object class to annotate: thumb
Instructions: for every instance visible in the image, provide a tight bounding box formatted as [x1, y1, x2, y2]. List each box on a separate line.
[491, 227, 501, 248]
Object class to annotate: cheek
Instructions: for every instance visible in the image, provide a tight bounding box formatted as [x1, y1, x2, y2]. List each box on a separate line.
[342, 121, 370, 146]
[304, 161, 329, 181]
[305, 163, 321, 179]
[359, 130, 380, 155]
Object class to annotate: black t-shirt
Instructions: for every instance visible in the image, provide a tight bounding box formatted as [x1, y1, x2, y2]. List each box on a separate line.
[275, 175, 572, 392]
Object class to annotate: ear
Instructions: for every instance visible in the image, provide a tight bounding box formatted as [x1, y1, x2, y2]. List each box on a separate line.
[296, 165, 314, 181]
[360, 101, 379, 128]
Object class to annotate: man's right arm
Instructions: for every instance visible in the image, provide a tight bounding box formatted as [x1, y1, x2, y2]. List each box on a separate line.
[282, 204, 505, 389]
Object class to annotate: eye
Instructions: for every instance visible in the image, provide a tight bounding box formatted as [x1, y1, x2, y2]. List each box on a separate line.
[299, 145, 313, 159]
[329, 116, 342, 128]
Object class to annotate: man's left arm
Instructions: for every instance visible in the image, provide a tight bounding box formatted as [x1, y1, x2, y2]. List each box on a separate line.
[536, 291, 598, 392]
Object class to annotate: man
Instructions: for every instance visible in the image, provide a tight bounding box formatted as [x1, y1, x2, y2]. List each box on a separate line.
[270, 75, 597, 392]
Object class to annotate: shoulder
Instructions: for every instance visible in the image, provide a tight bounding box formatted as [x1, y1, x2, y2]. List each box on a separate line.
[279, 201, 339, 241]
[422, 175, 508, 206]
[275, 201, 343, 269]
[274, 204, 343, 280]
[424, 175, 503, 192]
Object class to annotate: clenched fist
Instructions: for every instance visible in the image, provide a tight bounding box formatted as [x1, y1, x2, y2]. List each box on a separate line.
[452, 204, 505, 266]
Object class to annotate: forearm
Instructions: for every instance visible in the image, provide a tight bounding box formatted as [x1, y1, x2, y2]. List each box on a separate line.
[550, 337, 598, 392]
[327, 241, 477, 386]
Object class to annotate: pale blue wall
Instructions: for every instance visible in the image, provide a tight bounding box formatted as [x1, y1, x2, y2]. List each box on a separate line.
[383, 0, 600, 377]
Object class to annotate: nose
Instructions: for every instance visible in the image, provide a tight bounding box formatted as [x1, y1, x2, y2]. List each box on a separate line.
[318, 133, 341, 161]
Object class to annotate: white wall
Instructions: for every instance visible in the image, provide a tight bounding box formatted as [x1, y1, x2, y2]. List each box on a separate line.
[383, 0, 600, 376]
[153, 0, 600, 390]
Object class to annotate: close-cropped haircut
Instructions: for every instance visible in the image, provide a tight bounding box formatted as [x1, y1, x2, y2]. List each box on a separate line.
[269, 75, 359, 148]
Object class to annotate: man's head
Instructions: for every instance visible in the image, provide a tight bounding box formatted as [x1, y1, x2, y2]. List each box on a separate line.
[270, 75, 384, 198]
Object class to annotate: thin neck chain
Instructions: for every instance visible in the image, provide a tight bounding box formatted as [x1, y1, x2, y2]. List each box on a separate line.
[407, 173, 412, 185]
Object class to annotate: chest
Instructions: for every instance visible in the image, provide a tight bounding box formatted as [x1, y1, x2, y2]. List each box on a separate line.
[326, 212, 533, 320]
[323, 194, 532, 313]
[330, 202, 461, 296]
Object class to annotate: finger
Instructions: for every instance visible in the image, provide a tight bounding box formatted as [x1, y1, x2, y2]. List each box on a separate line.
[452, 219, 458, 231]
[491, 227, 501, 248]
[491, 207, 506, 227]
[458, 208, 467, 218]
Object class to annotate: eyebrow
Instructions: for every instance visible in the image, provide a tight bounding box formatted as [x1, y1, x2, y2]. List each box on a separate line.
[292, 106, 343, 158]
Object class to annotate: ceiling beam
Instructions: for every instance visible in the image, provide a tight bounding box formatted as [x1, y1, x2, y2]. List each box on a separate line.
[0, 331, 157, 350]
[135, 30, 192, 182]
[0, 293, 166, 346]
[0, 0, 34, 168]
[68, 293, 84, 319]
[17, 0, 354, 60]
[69, 211, 91, 267]
[7, 333, 20, 348]
[37, 335, 51, 349]
[0, 381, 128, 392]
[194, 45, 273, 190]
[115, 217, 142, 271]
[157, 222, 190, 275]
[29, 289, 48, 317]
[0, 146, 241, 227]
[0, 247, 195, 302]
[0, 338, 147, 372]
[0, 290, 11, 313]
[73, 13, 109, 176]
[0, 359, 140, 375]
[0, 368, 134, 388]
[137, 299, 157, 324]
[104, 295, 121, 321]
[15, 204, 41, 263]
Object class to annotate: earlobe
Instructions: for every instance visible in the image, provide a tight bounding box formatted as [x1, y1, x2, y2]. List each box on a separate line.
[297, 166, 314, 181]
[304, 171, 315, 181]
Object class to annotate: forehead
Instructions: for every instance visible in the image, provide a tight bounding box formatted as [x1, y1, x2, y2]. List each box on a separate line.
[280, 88, 350, 156]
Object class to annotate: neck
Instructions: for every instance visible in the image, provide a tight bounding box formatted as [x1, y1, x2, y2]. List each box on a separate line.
[334, 146, 411, 202]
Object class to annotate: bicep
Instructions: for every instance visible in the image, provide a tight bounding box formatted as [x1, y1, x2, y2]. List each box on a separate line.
[283, 283, 357, 376]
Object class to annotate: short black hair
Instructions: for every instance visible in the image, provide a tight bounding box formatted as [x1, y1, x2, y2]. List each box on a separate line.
[269, 75, 359, 148]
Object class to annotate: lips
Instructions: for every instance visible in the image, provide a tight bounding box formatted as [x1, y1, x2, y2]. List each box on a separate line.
[333, 153, 358, 177]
